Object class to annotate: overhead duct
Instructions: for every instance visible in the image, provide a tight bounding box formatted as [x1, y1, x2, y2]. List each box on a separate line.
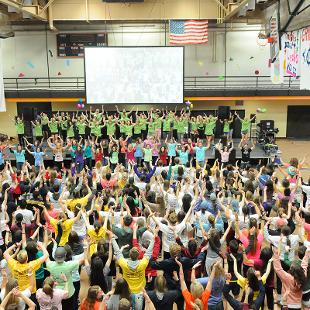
[238, 5, 247, 17]
[247, 0, 256, 11]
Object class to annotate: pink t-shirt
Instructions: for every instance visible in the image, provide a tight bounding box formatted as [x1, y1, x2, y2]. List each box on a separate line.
[239, 231, 264, 266]
[126, 148, 136, 161]
[36, 288, 68, 310]
[45, 209, 59, 232]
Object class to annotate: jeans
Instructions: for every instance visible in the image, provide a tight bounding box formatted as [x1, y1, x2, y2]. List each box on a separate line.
[16, 162, 23, 171]
[132, 292, 144, 310]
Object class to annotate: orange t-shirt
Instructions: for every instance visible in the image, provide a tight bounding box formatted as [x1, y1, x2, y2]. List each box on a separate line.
[182, 288, 211, 310]
[81, 300, 106, 310]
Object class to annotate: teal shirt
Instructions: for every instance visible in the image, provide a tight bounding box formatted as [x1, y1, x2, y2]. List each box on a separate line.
[195, 146, 207, 162]
[84, 145, 92, 159]
[179, 151, 189, 165]
[14, 150, 25, 163]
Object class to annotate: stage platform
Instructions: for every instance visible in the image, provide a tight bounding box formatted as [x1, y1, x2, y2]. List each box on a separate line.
[1, 139, 279, 165]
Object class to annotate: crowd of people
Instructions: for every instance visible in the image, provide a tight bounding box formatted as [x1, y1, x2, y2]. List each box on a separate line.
[0, 107, 306, 310]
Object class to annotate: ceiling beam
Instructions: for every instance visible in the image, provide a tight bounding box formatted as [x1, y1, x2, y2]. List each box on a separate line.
[40, 0, 55, 14]
[224, 0, 250, 21]
[280, 0, 306, 33]
[0, 0, 47, 20]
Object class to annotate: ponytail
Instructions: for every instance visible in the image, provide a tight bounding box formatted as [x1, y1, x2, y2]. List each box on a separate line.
[42, 277, 54, 299]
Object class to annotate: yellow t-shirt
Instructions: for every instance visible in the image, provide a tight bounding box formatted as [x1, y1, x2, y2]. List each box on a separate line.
[87, 227, 107, 256]
[66, 194, 91, 211]
[237, 275, 267, 299]
[118, 257, 149, 293]
[7, 257, 42, 293]
[50, 218, 75, 246]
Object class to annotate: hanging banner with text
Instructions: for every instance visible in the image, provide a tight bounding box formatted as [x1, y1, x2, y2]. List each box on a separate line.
[281, 30, 301, 77]
[0, 41, 5, 112]
[300, 26, 310, 90]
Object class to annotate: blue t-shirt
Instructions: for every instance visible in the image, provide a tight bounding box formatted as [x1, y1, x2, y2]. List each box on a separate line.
[195, 146, 207, 162]
[14, 150, 25, 163]
[33, 151, 44, 166]
[0, 152, 3, 165]
[167, 143, 176, 157]
[197, 276, 226, 305]
[134, 145, 143, 158]
[179, 151, 189, 165]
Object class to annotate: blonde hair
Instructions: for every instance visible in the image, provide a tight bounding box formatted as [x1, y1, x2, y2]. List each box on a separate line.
[169, 242, 181, 258]
[190, 281, 204, 300]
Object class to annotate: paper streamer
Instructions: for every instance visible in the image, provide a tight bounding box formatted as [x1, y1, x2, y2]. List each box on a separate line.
[27, 61, 35, 69]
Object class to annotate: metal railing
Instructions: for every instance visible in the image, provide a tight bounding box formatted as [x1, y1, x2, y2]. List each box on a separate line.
[3, 75, 302, 92]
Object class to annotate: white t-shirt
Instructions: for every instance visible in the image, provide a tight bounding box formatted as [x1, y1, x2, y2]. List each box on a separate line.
[15, 209, 34, 225]
[1, 288, 31, 310]
[158, 221, 186, 252]
[302, 185, 310, 208]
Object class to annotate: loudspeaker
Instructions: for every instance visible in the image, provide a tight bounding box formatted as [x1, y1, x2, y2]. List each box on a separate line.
[218, 106, 230, 120]
[258, 120, 274, 130]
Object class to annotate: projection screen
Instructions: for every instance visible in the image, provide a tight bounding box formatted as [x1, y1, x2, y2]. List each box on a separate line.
[84, 47, 184, 104]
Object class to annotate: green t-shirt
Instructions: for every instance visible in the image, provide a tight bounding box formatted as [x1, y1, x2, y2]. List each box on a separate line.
[106, 121, 116, 136]
[49, 121, 58, 133]
[190, 121, 198, 131]
[41, 115, 49, 125]
[110, 151, 118, 164]
[46, 260, 79, 298]
[119, 123, 126, 134]
[241, 120, 251, 132]
[120, 112, 130, 121]
[134, 122, 142, 134]
[90, 123, 96, 134]
[144, 148, 152, 162]
[34, 124, 43, 137]
[205, 121, 216, 135]
[154, 118, 162, 129]
[163, 119, 171, 132]
[148, 122, 156, 134]
[77, 122, 86, 135]
[61, 120, 68, 131]
[125, 124, 133, 137]
[177, 120, 185, 134]
[94, 126, 103, 137]
[140, 118, 147, 130]
[16, 122, 24, 135]
[67, 126, 74, 138]
[224, 121, 230, 133]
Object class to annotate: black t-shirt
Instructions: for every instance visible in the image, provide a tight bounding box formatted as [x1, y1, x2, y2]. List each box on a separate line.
[227, 252, 243, 281]
[241, 148, 252, 162]
[147, 290, 180, 310]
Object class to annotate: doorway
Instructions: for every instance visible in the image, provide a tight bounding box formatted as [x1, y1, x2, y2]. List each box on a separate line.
[287, 106, 310, 139]
[17, 102, 52, 137]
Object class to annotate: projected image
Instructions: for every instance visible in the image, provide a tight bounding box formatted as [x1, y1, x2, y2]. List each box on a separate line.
[84, 47, 183, 104]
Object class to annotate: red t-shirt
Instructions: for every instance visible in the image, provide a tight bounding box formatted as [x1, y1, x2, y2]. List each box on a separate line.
[95, 152, 103, 163]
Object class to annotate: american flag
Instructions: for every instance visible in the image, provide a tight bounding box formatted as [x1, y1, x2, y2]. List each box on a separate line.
[169, 20, 208, 45]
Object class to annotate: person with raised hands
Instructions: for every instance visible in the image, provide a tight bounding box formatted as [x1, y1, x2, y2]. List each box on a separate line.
[36, 272, 69, 310]
[230, 251, 273, 303]
[176, 257, 219, 310]
[112, 228, 155, 310]
[222, 272, 266, 310]
[272, 244, 310, 309]
[3, 241, 49, 294]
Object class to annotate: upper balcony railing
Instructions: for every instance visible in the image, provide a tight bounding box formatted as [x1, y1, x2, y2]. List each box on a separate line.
[3, 75, 306, 97]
